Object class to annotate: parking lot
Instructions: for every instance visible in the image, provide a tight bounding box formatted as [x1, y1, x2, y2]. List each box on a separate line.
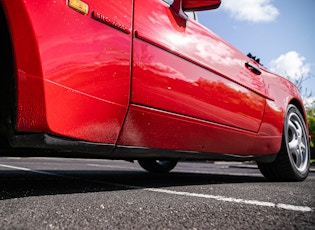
[0, 157, 314, 229]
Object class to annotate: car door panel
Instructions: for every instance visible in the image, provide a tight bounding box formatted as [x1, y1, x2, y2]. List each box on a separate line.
[132, 38, 265, 132]
[132, 0, 266, 133]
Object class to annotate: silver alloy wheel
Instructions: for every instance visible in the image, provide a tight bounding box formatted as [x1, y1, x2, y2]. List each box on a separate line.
[286, 112, 309, 174]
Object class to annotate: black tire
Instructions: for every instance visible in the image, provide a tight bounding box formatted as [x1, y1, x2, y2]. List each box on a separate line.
[257, 105, 310, 181]
[138, 159, 178, 173]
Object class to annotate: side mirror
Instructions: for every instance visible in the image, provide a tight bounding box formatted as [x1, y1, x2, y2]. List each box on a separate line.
[183, 0, 221, 11]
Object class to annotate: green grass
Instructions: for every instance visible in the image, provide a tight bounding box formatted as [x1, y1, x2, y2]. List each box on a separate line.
[311, 159, 315, 164]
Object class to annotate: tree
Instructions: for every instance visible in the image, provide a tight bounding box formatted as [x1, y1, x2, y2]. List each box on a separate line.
[287, 73, 314, 107]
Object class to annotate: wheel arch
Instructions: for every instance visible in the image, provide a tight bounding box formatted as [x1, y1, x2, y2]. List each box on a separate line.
[289, 98, 308, 125]
[0, 1, 48, 136]
[288, 98, 311, 144]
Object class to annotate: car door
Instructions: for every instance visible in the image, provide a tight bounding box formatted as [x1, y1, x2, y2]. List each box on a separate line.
[117, 0, 269, 154]
[131, 0, 267, 132]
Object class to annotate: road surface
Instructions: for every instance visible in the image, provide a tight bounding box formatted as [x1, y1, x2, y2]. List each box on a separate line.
[0, 157, 314, 229]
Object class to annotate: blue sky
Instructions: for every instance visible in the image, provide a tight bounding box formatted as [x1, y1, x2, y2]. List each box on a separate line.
[197, 0, 315, 106]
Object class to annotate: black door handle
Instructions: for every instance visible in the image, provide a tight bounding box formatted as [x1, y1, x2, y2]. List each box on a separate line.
[245, 62, 261, 75]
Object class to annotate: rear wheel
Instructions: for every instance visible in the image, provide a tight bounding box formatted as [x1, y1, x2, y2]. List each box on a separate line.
[257, 105, 310, 181]
[138, 159, 178, 173]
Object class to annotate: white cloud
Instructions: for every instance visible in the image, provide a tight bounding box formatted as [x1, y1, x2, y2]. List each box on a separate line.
[222, 0, 279, 23]
[269, 51, 310, 80]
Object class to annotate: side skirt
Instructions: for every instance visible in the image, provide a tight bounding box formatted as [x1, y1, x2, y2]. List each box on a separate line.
[3, 134, 277, 163]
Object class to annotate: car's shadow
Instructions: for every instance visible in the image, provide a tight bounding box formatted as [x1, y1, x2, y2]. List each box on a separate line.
[0, 169, 266, 200]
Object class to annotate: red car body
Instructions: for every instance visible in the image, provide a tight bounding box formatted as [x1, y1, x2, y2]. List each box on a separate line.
[0, 0, 310, 180]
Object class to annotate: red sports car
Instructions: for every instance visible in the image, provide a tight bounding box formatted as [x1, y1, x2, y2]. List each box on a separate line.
[0, 0, 311, 181]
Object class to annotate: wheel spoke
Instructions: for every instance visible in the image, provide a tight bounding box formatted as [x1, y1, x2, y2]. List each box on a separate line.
[288, 119, 296, 133]
[288, 138, 298, 154]
[294, 120, 302, 138]
[295, 149, 303, 168]
[300, 142, 306, 151]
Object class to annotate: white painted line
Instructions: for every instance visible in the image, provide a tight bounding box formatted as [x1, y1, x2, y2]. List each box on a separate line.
[0, 163, 313, 213]
[0, 164, 58, 176]
[174, 169, 263, 177]
[276, 203, 313, 212]
[87, 163, 140, 170]
[143, 188, 313, 212]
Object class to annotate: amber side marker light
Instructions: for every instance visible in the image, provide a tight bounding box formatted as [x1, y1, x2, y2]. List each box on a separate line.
[67, 0, 89, 15]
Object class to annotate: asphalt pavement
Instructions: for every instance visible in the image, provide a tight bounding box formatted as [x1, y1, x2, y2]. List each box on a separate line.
[0, 157, 314, 229]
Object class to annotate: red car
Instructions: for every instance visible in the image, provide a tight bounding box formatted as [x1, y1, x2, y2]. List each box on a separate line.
[0, 0, 311, 181]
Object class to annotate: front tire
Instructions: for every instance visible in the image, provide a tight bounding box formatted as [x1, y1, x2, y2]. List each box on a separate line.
[138, 159, 178, 173]
[257, 105, 310, 181]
